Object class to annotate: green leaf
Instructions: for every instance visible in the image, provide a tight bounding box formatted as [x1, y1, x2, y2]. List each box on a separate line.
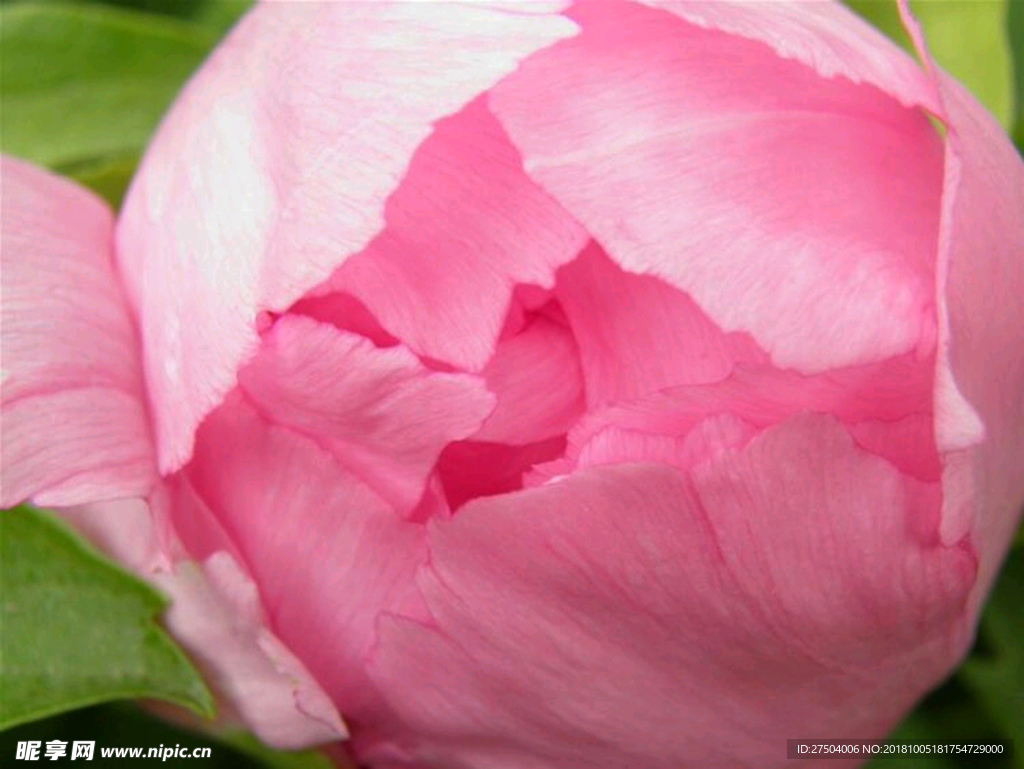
[0, 2, 216, 169]
[191, 0, 252, 38]
[865, 675, 1013, 769]
[846, 0, 1014, 130]
[1, 703, 241, 767]
[0, 703, 335, 769]
[913, 0, 1013, 130]
[2, 0, 253, 31]
[3, 0, 207, 18]
[1009, 0, 1024, 150]
[845, 0, 914, 54]
[959, 548, 1024, 766]
[59, 152, 139, 209]
[0, 507, 214, 730]
[864, 711, 959, 768]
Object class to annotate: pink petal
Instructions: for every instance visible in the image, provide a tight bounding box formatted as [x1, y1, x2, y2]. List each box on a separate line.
[472, 313, 584, 444]
[319, 96, 588, 372]
[363, 415, 974, 768]
[638, 0, 939, 112]
[555, 242, 766, 407]
[488, 0, 944, 373]
[57, 497, 346, 749]
[436, 436, 568, 512]
[569, 382, 941, 492]
[848, 414, 941, 482]
[116, 2, 579, 473]
[289, 293, 399, 349]
[184, 392, 429, 724]
[897, 2, 1024, 605]
[0, 157, 155, 508]
[576, 414, 759, 473]
[565, 351, 935, 467]
[238, 315, 494, 515]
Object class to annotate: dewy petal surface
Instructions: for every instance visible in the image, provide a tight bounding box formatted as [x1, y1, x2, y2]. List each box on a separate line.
[116, 1, 579, 473]
[364, 416, 974, 769]
[238, 315, 494, 516]
[1, 157, 155, 507]
[489, 0, 945, 374]
[895, 2, 1024, 605]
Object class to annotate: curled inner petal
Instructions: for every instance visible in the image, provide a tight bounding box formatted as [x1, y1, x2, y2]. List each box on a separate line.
[238, 315, 495, 516]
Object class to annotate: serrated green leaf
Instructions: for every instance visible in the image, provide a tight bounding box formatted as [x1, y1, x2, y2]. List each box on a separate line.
[959, 548, 1024, 766]
[846, 0, 1013, 130]
[0, 2, 216, 169]
[0, 507, 214, 730]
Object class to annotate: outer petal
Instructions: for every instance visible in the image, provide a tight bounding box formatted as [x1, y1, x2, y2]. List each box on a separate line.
[638, 0, 939, 112]
[896, 3, 1024, 606]
[362, 416, 974, 768]
[116, 1, 579, 473]
[184, 391, 430, 732]
[238, 315, 494, 515]
[1, 157, 155, 507]
[489, 0, 945, 374]
[57, 496, 346, 749]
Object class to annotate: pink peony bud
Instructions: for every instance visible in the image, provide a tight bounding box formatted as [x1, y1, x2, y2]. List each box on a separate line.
[2, 1, 1022, 766]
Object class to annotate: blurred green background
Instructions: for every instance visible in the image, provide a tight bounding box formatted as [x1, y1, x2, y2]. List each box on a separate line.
[0, 0, 1021, 766]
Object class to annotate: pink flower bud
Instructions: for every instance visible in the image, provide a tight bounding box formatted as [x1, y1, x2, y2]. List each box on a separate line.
[3, 1, 1022, 766]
